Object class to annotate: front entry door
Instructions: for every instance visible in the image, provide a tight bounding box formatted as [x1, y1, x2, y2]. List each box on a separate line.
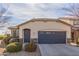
[24, 29, 30, 43]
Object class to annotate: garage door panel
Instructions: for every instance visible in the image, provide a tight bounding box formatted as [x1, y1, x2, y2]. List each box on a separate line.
[38, 31, 66, 44]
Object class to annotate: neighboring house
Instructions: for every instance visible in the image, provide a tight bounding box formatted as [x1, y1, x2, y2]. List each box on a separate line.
[9, 18, 72, 44]
[59, 17, 79, 44]
[8, 26, 19, 38]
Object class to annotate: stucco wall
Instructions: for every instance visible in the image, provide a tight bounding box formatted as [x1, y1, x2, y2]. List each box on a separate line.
[19, 21, 71, 40]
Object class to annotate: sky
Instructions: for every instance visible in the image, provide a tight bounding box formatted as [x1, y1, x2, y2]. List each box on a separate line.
[0, 3, 71, 34]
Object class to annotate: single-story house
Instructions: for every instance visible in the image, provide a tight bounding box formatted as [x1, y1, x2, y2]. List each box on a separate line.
[8, 17, 79, 44]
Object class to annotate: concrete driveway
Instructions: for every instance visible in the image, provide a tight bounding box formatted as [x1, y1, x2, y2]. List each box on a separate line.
[39, 44, 79, 56]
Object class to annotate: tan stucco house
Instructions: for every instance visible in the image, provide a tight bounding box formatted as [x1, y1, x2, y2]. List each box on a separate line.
[8, 17, 79, 44]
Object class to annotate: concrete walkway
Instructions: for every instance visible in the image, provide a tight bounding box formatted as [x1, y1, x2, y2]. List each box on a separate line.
[39, 44, 79, 56]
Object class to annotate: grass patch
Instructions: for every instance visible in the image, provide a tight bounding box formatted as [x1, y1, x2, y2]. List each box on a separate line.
[0, 35, 7, 40]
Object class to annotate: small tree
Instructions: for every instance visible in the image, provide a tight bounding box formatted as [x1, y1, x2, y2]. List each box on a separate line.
[62, 3, 79, 18]
[61, 4, 79, 44]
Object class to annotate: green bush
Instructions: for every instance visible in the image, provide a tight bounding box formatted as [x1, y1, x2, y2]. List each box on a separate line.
[6, 42, 22, 52]
[24, 42, 37, 52]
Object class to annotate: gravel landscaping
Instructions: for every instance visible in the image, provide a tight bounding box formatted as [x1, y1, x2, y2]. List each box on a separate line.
[0, 48, 5, 56]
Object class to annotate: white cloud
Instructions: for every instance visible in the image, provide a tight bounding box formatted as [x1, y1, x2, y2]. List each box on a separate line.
[0, 3, 70, 34]
[4, 3, 65, 19]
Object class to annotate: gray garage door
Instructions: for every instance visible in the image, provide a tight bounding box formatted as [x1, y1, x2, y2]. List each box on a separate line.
[38, 31, 66, 44]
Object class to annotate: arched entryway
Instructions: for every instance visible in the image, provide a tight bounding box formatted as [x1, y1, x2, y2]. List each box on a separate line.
[23, 29, 30, 43]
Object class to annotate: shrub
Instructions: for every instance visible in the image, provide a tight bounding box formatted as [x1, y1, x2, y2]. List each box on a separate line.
[6, 42, 22, 52]
[24, 41, 37, 52]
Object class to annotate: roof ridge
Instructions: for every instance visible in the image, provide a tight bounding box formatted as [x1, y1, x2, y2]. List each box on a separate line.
[59, 17, 79, 20]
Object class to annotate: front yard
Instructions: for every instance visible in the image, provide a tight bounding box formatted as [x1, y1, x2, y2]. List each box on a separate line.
[0, 45, 41, 56]
[0, 37, 41, 56]
[5, 45, 41, 56]
[0, 42, 41, 56]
